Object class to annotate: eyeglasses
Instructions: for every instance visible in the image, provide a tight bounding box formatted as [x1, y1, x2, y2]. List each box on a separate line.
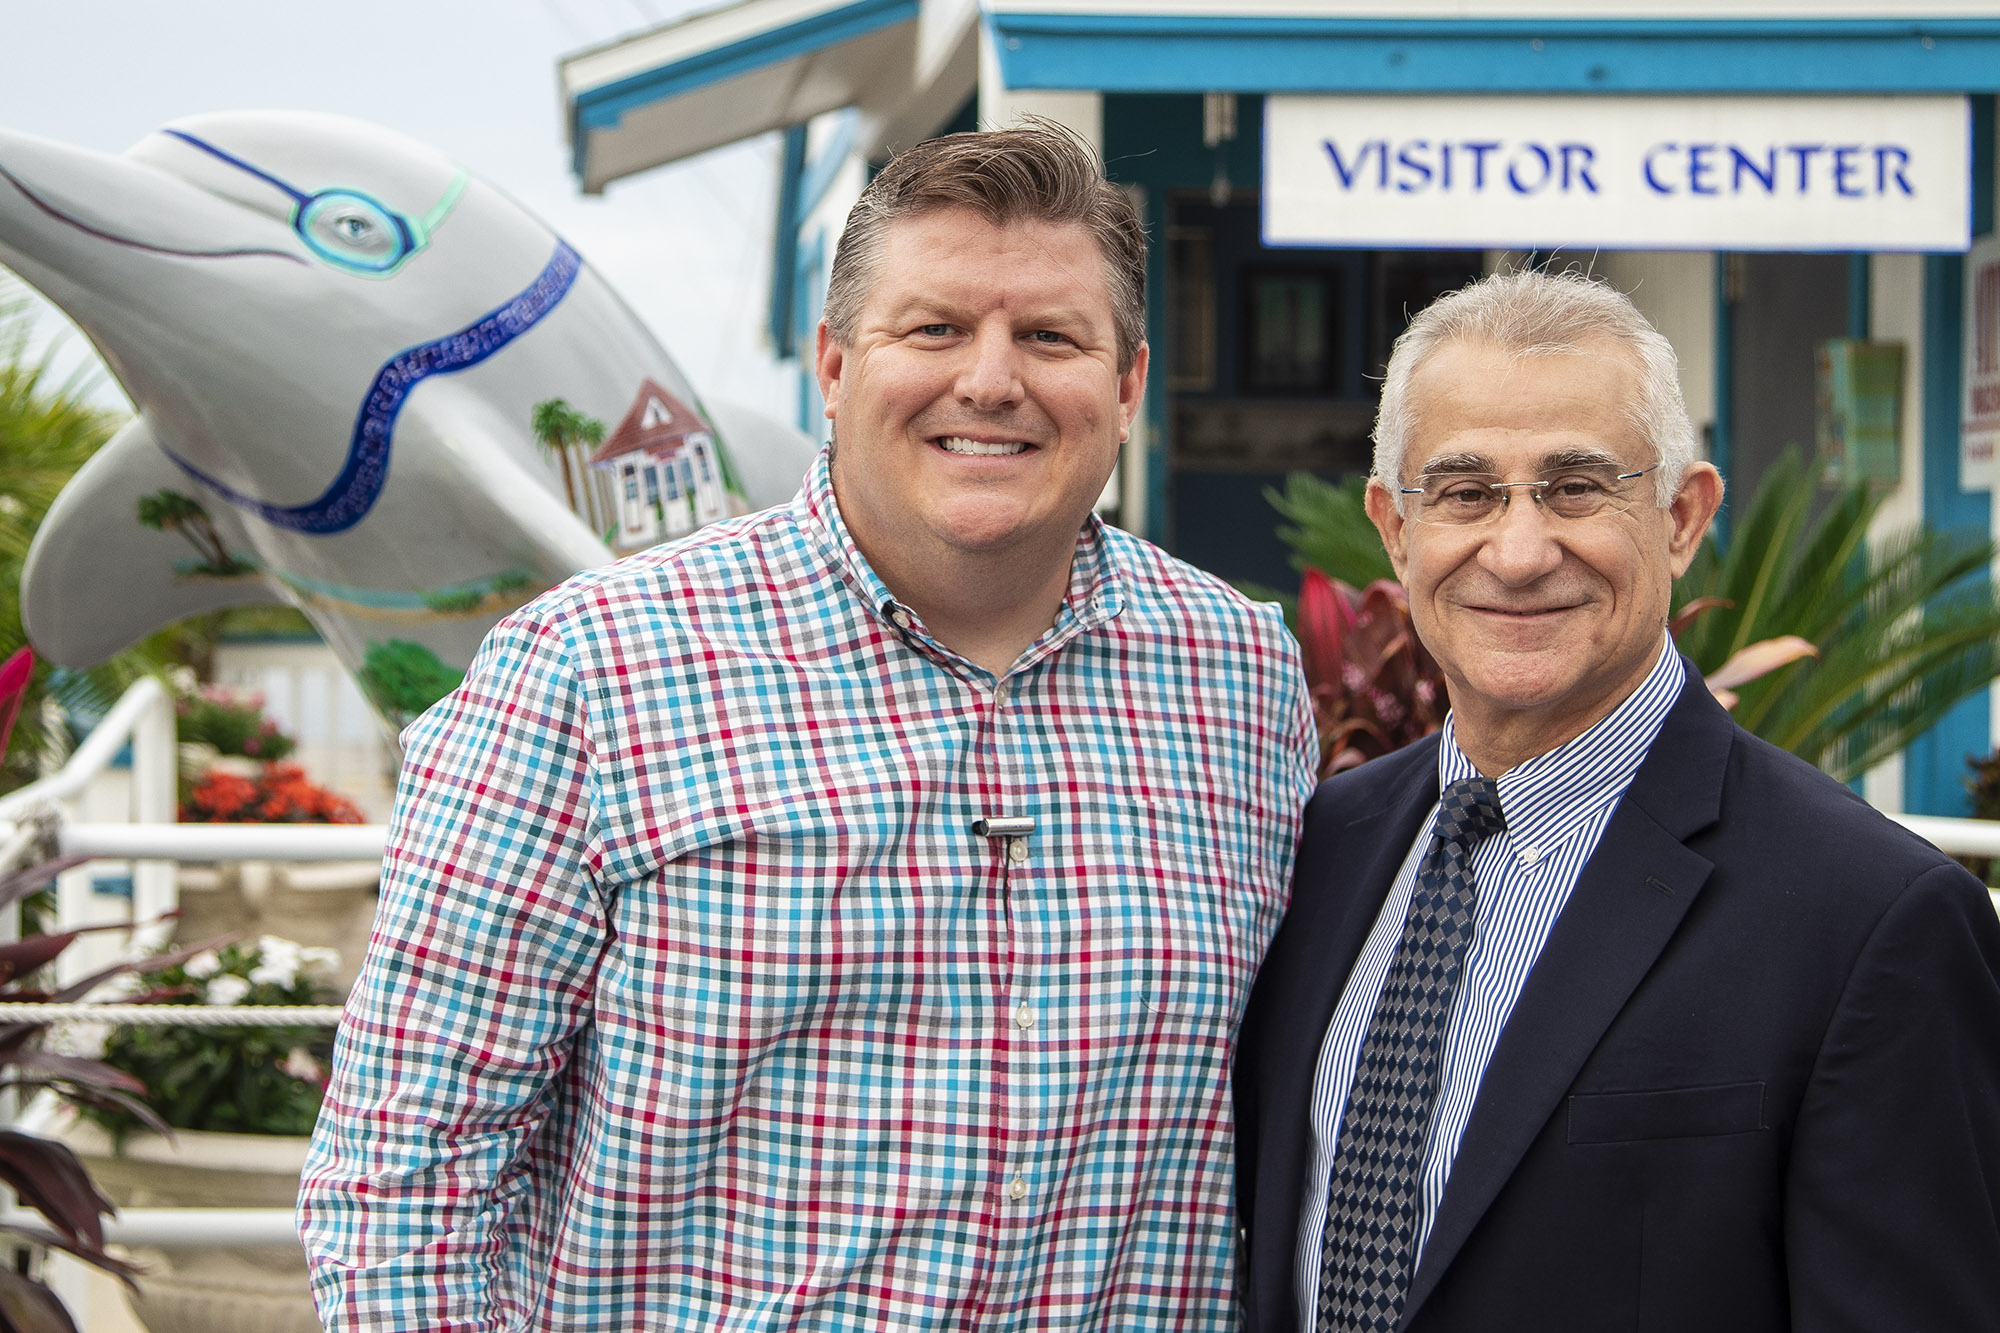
[1399, 461, 1660, 526]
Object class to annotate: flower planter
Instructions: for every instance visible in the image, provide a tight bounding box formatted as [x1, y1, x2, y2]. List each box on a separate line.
[65, 1122, 320, 1333]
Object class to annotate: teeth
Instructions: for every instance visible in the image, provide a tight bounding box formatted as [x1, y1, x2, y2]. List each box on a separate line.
[938, 437, 1028, 456]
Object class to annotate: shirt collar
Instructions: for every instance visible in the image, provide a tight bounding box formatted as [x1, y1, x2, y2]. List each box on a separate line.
[789, 444, 1125, 672]
[1437, 637, 1685, 857]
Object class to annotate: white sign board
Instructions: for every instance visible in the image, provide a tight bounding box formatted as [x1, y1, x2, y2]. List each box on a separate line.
[1963, 233, 2000, 492]
[1265, 95, 1969, 253]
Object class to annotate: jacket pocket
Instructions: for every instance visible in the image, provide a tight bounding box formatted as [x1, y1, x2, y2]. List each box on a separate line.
[1566, 1080, 1767, 1144]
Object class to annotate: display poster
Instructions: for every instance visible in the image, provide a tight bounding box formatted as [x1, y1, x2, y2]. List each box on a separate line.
[1264, 95, 1970, 253]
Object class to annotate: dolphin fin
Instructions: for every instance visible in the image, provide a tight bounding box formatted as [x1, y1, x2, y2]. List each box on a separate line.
[22, 415, 283, 668]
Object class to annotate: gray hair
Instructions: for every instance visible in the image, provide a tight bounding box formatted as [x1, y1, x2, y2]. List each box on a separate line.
[1373, 268, 1699, 508]
[822, 119, 1147, 373]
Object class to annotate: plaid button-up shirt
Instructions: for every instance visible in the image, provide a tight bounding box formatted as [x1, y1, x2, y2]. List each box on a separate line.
[299, 449, 1318, 1331]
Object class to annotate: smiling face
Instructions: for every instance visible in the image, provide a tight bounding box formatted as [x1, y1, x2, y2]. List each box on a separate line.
[1365, 337, 1721, 771]
[815, 207, 1146, 597]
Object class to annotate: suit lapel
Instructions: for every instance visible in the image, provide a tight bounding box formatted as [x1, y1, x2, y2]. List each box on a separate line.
[1400, 675, 1733, 1325]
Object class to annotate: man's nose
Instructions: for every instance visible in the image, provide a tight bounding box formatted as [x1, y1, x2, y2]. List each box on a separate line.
[1475, 492, 1566, 584]
[956, 325, 1024, 411]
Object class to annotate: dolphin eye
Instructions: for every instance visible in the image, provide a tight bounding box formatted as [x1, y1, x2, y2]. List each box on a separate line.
[296, 190, 413, 273]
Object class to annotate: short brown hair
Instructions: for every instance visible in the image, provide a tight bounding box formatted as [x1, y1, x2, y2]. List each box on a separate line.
[821, 120, 1148, 372]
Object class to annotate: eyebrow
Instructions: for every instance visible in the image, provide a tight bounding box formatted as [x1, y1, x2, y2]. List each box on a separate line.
[1413, 448, 1626, 478]
[875, 296, 1098, 334]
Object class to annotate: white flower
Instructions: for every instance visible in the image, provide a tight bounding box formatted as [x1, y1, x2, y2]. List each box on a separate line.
[182, 949, 222, 979]
[298, 946, 341, 975]
[203, 974, 251, 1006]
[279, 1047, 325, 1083]
[249, 935, 303, 989]
[166, 665, 198, 694]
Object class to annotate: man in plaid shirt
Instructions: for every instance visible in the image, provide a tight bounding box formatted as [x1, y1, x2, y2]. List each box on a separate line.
[299, 122, 1318, 1331]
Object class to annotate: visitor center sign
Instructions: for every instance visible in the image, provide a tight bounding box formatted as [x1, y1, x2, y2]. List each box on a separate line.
[1264, 95, 1971, 253]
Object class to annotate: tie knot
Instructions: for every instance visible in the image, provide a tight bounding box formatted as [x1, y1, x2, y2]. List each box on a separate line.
[1434, 776, 1505, 848]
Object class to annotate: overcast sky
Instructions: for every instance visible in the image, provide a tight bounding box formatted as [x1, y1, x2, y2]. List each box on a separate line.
[1, 0, 789, 411]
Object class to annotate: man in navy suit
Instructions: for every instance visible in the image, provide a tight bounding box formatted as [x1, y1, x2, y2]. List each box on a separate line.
[1236, 268, 2000, 1332]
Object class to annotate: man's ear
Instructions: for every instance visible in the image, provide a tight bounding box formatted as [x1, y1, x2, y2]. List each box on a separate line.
[814, 321, 843, 419]
[1665, 461, 1725, 578]
[1117, 343, 1149, 440]
[1364, 478, 1410, 583]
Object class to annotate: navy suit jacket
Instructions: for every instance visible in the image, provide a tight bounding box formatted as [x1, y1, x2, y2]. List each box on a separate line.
[1236, 670, 2000, 1332]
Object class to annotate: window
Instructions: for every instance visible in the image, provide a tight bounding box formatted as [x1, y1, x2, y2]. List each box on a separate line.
[1242, 270, 1335, 393]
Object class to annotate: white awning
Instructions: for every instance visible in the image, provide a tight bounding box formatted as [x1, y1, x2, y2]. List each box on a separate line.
[562, 0, 920, 193]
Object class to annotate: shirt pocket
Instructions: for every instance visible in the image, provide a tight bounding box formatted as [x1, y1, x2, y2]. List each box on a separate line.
[1566, 1081, 1768, 1144]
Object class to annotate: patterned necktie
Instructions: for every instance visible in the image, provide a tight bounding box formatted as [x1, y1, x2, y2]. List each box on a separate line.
[1316, 776, 1505, 1333]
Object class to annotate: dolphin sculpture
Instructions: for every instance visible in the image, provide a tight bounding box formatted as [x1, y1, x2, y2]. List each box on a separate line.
[0, 110, 815, 722]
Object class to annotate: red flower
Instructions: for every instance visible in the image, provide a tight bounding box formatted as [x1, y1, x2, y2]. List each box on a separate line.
[181, 762, 363, 824]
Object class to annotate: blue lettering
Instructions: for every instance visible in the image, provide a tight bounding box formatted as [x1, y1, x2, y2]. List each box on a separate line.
[1876, 145, 1913, 195]
[1376, 138, 1392, 190]
[1396, 140, 1433, 193]
[1464, 141, 1500, 189]
[1832, 145, 1864, 197]
[1787, 144, 1825, 193]
[1439, 142, 1454, 190]
[1323, 139, 1370, 189]
[1506, 144, 1553, 194]
[1729, 146, 1776, 194]
[1643, 142, 1677, 194]
[1560, 143, 1598, 193]
[1687, 143, 1719, 195]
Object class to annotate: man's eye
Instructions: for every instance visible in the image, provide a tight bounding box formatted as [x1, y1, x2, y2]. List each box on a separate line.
[1436, 483, 1493, 506]
[1029, 330, 1067, 344]
[917, 324, 953, 337]
[1547, 476, 1608, 499]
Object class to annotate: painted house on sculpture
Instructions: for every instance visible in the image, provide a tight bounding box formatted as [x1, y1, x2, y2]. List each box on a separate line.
[591, 378, 732, 550]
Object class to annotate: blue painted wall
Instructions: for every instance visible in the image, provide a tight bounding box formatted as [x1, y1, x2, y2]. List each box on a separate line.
[1905, 95, 1997, 813]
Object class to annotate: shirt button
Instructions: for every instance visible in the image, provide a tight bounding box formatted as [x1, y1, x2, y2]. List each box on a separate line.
[1008, 1174, 1028, 1200]
[1520, 844, 1542, 863]
[890, 608, 912, 630]
[1007, 838, 1029, 864]
[994, 681, 1010, 705]
[1015, 1002, 1034, 1029]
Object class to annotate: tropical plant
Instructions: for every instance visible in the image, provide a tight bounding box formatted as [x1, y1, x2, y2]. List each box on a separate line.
[1295, 569, 1447, 778]
[83, 937, 340, 1143]
[1264, 473, 1397, 590]
[1671, 449, 2000, 782]
[0, 279, 150, 797]
[0, 855, 178, 1332]
[531, 398, 607, 524]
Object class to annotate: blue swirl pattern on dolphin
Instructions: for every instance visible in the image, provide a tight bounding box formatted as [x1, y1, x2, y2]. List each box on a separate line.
[164, 240, 583, 534]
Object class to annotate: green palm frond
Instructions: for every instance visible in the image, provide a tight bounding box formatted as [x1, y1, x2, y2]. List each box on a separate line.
[1265, 472, 1397, 589]
[0, 274, 158, 792]
[1673, 448, 2000, 783]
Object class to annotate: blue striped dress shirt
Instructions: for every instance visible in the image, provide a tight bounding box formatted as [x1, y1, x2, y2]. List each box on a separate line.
[1294, 641, 1686, 1323]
